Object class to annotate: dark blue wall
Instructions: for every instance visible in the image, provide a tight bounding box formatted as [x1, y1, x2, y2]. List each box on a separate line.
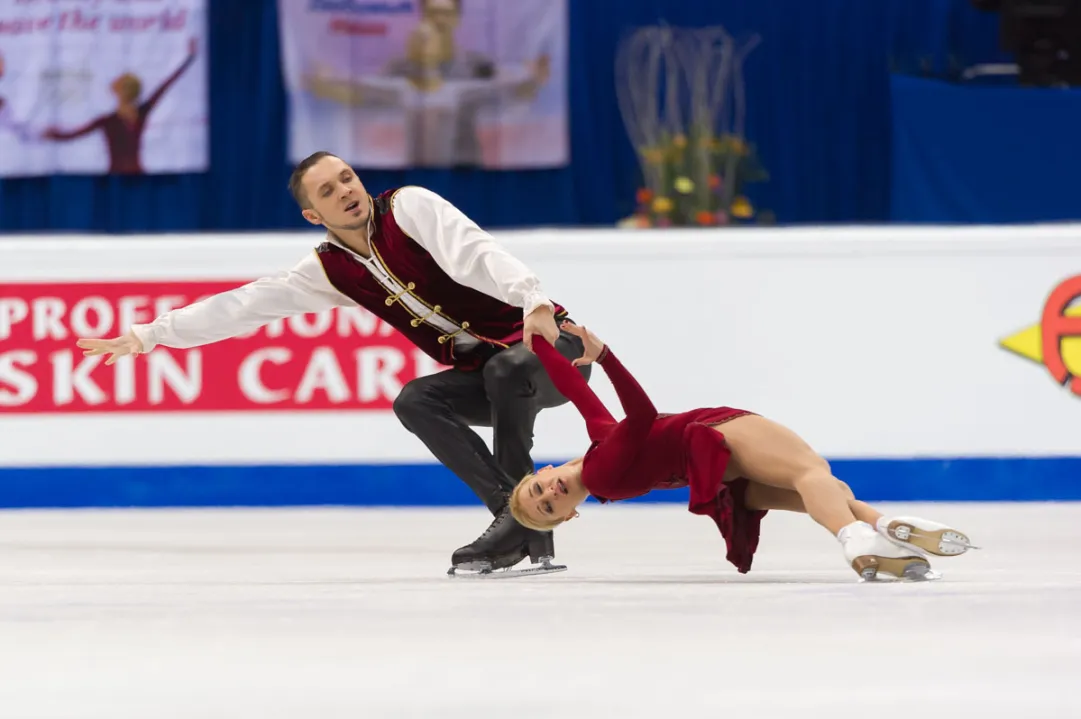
[0, 0, 1006, 234]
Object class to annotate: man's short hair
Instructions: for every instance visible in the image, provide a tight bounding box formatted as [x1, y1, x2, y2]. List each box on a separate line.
[421, 0, 462, 12]
[288, 151, 337, 209]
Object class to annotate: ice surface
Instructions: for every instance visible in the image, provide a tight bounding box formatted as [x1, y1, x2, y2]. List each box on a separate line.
[0, 502, 1076, 718]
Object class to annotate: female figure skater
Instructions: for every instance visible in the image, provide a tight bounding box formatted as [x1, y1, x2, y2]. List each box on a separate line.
[510, 322, 978, 581]
[41, 38, 197, 174]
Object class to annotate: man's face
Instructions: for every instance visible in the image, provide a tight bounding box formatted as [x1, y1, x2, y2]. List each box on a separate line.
[423, 0, 460, 34]
[300, 155, 370, 231]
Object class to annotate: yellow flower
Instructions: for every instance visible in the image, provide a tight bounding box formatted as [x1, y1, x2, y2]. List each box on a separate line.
[672, 134, 688, 148]
[652, 196, 674, 213]
[731, 196, 753, 218]
[673, 176, 695, 194]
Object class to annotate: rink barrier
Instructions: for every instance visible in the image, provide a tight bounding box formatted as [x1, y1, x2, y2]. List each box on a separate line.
[2, 224, 1081, 507]
[0, 456, 1079, 508]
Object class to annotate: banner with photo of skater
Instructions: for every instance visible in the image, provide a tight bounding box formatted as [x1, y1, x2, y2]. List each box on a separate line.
[0, 0, 207, 178]
[279, 0, 568, 169]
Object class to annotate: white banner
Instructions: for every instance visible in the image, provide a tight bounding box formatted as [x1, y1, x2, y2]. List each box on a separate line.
[279, 0, 568, 169]
[1, 224, 1080, 466]
[0, 0, 207, 177]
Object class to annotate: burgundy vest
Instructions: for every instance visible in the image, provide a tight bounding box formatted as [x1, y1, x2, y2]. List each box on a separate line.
[315, 188, 568, 369]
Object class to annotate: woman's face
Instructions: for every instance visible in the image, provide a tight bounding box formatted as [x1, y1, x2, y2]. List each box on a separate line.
[518, 464, 582, 526]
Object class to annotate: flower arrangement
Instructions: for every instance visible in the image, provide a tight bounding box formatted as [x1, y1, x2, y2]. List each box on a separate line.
[615, 25, 771, 229]
[626, 130, 768, 228]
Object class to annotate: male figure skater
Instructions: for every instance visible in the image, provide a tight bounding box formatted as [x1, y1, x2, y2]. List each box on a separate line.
[76, 151, 590, 577]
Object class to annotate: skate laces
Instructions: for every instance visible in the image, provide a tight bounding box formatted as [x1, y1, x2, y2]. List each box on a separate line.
[473, 509, 508, 541]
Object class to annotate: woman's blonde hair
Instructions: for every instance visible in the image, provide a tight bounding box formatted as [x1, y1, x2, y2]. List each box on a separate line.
[508, 473, 567, 532]
[112, 73, 142, 103]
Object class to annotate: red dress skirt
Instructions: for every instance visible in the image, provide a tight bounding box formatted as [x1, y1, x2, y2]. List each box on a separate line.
[681, 408, 767, 574]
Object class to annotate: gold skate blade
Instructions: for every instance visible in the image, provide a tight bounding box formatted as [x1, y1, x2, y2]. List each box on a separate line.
[887, 521, 979, 556]
[851, 554, 938, 582]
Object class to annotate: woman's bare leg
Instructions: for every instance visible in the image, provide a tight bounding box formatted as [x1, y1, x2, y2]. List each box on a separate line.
[717, 415, 937, 579]
[742, 481, 884, 527]
[719, 415, 975, 580]
[719, 414, 858, 536]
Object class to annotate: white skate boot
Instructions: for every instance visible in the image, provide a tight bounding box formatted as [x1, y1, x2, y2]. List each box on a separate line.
[837, 521, 938, 582]
[876, 516, 979, 557]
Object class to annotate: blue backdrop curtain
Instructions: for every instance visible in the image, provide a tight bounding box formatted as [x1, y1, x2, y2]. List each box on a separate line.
[891, 73, 1081, 224]
[0, 0, 1006, 234]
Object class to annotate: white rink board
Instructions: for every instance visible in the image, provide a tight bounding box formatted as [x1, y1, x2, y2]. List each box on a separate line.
[2, 224, 1081, 466]
[0, 502, 1076, 718]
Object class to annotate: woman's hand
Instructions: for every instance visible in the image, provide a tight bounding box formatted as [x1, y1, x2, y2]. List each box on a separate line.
[559, 321, 605, 367]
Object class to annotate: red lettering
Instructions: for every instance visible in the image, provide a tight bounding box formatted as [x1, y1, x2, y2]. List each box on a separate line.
[1040, 274, 1081, 396]
[58, 10, 100, 31]
[329, 18, 388, 37]
[0, 19, 34, 35]
[160, 8, 187, 31]
[107, 10, 187, 33]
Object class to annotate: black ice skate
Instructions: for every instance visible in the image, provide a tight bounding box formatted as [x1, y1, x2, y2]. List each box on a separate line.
[446, 504, 566, 579]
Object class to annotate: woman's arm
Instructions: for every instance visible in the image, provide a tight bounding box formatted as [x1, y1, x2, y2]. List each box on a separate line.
[558, 322, 658, 424]
[532, 339, 615, 441]
[594, 346, 657, 425]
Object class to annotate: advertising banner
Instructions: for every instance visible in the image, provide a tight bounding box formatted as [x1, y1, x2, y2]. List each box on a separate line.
[279, 0, 568, 169]
[0, 0, 207, 176]
[0, 281, 445, 413]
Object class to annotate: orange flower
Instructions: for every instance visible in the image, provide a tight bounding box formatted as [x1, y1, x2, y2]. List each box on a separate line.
[636, 188, 653, 204]
[695, 210, 715, 226]
[708, 174, 721, 189]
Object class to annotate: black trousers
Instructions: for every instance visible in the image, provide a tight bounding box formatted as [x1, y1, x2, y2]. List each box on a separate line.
[392, 326, 591, 515]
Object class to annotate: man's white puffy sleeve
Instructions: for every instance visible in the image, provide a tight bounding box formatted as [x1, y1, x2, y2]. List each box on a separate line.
[130, 251, 353, 352]
[391, 186, 554, 318]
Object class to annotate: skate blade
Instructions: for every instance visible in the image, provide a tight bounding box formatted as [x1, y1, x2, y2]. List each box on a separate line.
[887, 522, 980, 556]
[447, 557, 567, 579]
[859, 567, 944, 583]
[852, 555, 941, 583]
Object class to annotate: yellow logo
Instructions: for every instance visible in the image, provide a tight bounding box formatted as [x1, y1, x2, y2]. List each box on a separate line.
[999, 275, 1081, 396]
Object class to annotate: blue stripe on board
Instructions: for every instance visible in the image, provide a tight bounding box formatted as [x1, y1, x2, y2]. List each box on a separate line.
[0, 456, 1079, 509]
